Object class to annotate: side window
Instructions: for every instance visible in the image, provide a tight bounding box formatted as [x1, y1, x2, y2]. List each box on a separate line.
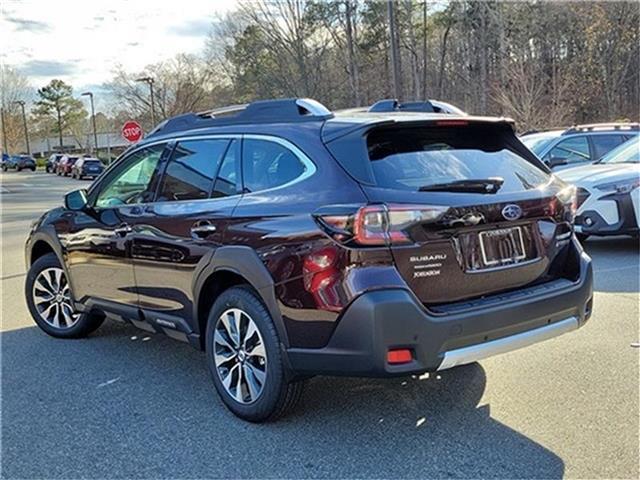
[242, 139, 309, 193]
[95, 144, 165, 208]
[544, 136, 590, 165]
[157, 139, 229, 202]
[591, 135, 625, 160]
[212, 139, 240, 198]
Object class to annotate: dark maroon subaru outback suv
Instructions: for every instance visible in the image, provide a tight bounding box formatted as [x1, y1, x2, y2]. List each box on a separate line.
[25, 98, 593, 421]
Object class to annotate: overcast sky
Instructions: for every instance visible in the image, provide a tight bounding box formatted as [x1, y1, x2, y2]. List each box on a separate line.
[1, 0, 235, 108]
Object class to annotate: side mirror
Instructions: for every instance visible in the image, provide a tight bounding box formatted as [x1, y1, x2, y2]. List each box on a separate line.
[64, 189, 89, 211]
[548, 156, 568, 169]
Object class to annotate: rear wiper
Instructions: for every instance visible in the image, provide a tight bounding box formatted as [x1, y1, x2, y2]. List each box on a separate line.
[419, 178, 504, 193]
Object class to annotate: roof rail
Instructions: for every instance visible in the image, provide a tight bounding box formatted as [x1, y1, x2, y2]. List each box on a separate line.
[147, 98, 333, 138]
[368, 99, 435, 113]
[562, 123, 640, 135]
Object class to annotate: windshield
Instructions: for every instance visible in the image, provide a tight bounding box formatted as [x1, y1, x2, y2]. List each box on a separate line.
[367, 125, 550, 193]
[520, 132, 560, 155]
[599, 137, 639, 164]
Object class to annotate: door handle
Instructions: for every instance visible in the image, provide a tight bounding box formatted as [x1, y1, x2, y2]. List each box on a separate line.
[190, 223, 217, 238]
[114, 224, 132, 237]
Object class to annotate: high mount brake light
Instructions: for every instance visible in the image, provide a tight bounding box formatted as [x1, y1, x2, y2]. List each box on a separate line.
[316, 204, 448, 246]
[435, 120, 469, 126]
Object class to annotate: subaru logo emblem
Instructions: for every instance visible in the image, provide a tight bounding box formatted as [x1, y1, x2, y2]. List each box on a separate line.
[502, 204, 522, 221]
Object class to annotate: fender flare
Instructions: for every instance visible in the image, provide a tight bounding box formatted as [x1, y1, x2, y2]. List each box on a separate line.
[26, 228, 66, 270]
[192, 246, 289, 348]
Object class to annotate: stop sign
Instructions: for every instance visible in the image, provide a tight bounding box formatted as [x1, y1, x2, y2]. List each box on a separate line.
[121, 120, 143, 143]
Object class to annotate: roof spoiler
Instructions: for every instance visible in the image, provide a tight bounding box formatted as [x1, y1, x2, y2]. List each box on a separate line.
[147, 98, 334, 138]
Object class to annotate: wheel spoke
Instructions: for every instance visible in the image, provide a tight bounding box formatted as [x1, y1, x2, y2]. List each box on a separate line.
[231, 310, 242, 346]
[244, 320, 258, 347]
[214, 329, 235, 351]
[60, 303, 75, 326]
[246, 362, 266, 386]
[235, 361, 245, 402]
[35, 277, 54, 296]
[247, 341, 266, 359]
[221, 363, 239, 391]
[48, 269, 60, 292]
[51, 304, 61, 328]
[41, 303, 56, 321]
[34, 291, 54, 304]
[214, 350, 236, 369]
[243, 364, 259, 401]
[220, 311, 240, 348]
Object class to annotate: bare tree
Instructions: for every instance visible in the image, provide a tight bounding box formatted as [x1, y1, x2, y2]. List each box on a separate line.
[0, 66, 32, 153]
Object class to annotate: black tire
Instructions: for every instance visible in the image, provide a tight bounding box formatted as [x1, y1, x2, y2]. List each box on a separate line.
[30, 167, 35, 172]
[17, 166, 22, 172]
[576, 233, 590, 243]
[25, 253, 104, 339]
[206, 286, 304, 422]
[56, 169, 61, 176]
[2, 165, 7, 172]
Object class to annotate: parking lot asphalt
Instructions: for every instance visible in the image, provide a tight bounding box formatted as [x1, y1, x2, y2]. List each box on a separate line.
[1, 170, 639, 479]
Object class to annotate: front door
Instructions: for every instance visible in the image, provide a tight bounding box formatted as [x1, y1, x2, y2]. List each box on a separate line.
[65, 143, 167, 317]
[129, 138, 242, 335]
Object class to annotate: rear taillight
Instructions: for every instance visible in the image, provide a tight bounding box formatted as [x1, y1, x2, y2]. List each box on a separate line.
[315, 204, 447, 246]
[556, 185, 577, 222]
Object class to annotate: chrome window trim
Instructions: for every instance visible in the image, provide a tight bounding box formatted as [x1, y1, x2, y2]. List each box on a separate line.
[88, 133, 317, 210]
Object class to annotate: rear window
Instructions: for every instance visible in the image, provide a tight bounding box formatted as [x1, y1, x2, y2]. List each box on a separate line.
[366, 126, 549, 193]
[84, 160, 102, 166]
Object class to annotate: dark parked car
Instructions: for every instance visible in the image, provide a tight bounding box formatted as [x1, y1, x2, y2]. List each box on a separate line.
[56, 155, 78, 176]
[46, 154, 65, 173]
[25, 98, 593, 421]
[2, 154, 36, 171]
[520, 123, 639, 170]
[71, 157, 105, 180]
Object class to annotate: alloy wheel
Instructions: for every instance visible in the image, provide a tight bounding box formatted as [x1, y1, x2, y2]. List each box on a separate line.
[32, 267, 79, 329]
[213, 308, 268, 404]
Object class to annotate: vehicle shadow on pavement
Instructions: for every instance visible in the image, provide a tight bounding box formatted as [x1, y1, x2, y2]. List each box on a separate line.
[583, 236, 639, 293]
[1, 322, 564, 479]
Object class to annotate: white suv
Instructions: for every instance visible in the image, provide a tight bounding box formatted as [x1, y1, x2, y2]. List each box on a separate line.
[557, 136, 639, 240]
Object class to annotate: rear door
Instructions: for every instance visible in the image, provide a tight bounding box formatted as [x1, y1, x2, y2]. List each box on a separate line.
[589, 134, 628, 161]
[128, 137, 241, 334]
[360, 123, 571, 305]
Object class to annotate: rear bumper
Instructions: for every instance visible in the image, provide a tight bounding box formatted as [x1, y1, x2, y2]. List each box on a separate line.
[287, 245, 593, 377]
[575, 189, 639, 236]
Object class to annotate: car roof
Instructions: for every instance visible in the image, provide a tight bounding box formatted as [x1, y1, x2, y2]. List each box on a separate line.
[137, 98, 514, 149]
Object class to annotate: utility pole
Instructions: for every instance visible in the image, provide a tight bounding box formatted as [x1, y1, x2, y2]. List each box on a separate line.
[422, 1, 428, 101]
[135, 76, 156, 126]
[81, 92, 98, 155]
[1, 107, 8, 154]
[387, 0, 403, 101]
[13, 100, 30, 155]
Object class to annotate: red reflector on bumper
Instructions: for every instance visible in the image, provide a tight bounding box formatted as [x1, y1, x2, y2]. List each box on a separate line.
[387, 349, 412, 364]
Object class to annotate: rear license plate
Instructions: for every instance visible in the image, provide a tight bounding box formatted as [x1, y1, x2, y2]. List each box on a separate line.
[479, 227, 527, 267]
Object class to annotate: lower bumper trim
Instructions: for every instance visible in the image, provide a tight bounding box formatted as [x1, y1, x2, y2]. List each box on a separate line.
[437, 316, 578, 371]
